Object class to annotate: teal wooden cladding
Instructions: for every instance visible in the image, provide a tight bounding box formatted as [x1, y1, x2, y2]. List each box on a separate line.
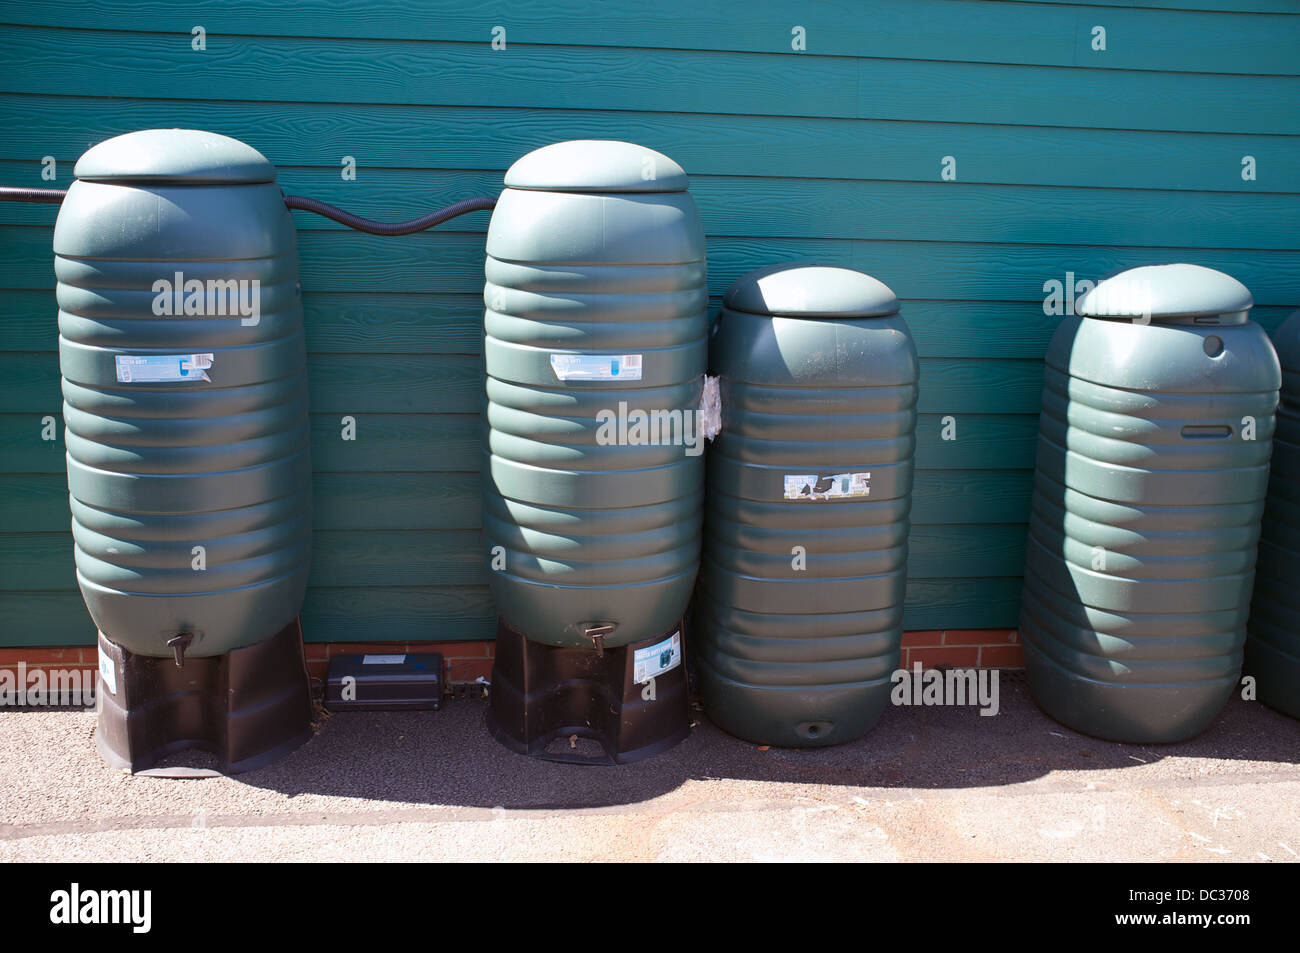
[0, 0, 1297, 648]
[4, 102, 1300, 194]
[6, 0, 1299, 73]
[3, 25, 1299, 133]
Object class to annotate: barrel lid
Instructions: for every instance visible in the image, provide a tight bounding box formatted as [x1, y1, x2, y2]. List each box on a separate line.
[74, 129, 277, 184]
[723, 263, 900, 318]
[503, 140, 688, 193]
[1077, 263, 1253, 322]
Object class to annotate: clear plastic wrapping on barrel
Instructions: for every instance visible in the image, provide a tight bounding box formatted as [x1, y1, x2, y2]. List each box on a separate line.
[1247, 310, 1300, 719]
[53, 129, 311, 658]
[481, 141, 708, 648]
[1021, 264, 1280, 742]
[695, 264, 918, 747]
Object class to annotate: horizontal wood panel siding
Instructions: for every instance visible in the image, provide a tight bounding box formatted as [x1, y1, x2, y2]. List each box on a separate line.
[0, 0, 1296, 646]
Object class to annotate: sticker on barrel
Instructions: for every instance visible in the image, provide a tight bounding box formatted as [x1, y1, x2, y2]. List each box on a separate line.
[633, 630, 681, 684]
[784, 472, 870, 501]
[98, 648, 117, 696]
[115, 353, 214, 383]
[550, 353, 643, 381]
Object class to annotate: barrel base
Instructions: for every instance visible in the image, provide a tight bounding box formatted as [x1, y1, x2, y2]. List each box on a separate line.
[1244, 634, 1300, 721]
[94, 618, 314, 774]
[1022, 633, 1237, 744]
[695, 659, 893, 748]
[486, 617, 690, 765]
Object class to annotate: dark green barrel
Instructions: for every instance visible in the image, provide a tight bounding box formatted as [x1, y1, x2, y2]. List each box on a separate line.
[1022, 264, 1280, 743]
[1247, 310, 1300, 719]
[696, 264, 918, 747]
[482, 141, 708, 648]
[54, 129, 311, 659]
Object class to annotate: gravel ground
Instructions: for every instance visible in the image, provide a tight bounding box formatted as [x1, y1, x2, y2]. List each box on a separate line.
[1, 673, 1298, 862]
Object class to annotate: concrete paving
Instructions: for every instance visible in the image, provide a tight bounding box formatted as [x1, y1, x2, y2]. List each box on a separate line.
[1, 672, 1298, 862]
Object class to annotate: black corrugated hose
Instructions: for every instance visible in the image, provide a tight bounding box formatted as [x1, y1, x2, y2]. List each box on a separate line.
[0, 186, 496, 234]
[0, 186, 68, 203]
[282, 194, 496, 234]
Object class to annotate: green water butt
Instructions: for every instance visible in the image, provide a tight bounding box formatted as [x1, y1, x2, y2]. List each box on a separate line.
[481, 141, 708, 648]
[695, 263, 918, 747]
[1021, 264, 1280, 743]
[54, 129, 310, 658]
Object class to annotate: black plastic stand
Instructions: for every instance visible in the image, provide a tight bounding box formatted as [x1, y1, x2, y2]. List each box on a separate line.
[95, 618, 314, 774]
[486, 617, 691, 765]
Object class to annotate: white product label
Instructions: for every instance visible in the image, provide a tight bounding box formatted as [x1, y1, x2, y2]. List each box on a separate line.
[98, 649, 117, 696]
[784, 471, 871, 501]
[633, 630, 682, 685]
[550, 353, 643, 381]
[115, 353, 213, 383]
[362, 654, 405, 665]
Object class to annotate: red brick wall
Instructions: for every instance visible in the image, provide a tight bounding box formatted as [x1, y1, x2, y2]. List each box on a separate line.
[0, 647, 98, 689]
[0, 630, 1021, 684]
[900, 629, 1023, 669]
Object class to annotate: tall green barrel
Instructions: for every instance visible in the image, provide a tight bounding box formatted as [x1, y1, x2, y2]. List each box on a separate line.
[55, 129, 313, 772]
[482, 140, 707, 762]
[482, 140, 708, 648]
[1021, 264, 1280, 743]
[696, 264, 918, 747]
[1246, 310, 1300, 719]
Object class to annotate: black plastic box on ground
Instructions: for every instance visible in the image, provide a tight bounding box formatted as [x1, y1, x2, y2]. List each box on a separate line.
[324, 652, 444, 711]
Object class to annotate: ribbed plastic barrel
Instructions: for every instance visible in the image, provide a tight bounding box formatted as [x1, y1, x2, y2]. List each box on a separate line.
[1247, 311, 1300, 719]
[1021, 264, 1280, 743]
[482, 140, 708, 648]
[695, 264, 918, 747]
[54, 129, 311, 658]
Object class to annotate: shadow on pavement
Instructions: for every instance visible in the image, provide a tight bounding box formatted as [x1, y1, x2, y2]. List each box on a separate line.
[192, 669, 1300, 810]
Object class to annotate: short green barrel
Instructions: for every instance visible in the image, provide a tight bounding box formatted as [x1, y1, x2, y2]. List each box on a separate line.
[1247, 310, 1300, 719]
[481, 140, 708, 649]
[695, 264, 919, 747]
[54, 129, 311, 659]
[1021, 264, 1280, 743]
